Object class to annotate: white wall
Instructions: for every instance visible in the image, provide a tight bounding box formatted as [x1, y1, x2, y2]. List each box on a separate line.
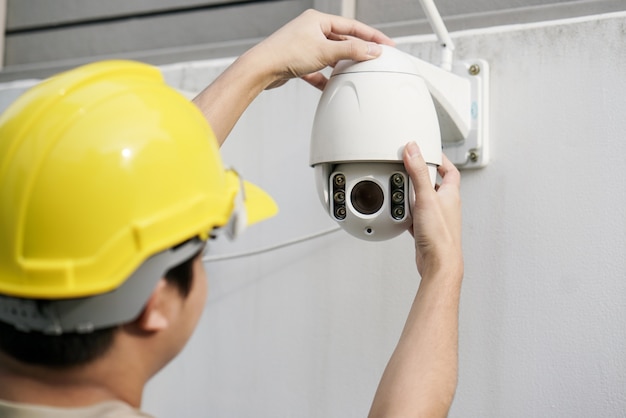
[1, 11, 624, 418]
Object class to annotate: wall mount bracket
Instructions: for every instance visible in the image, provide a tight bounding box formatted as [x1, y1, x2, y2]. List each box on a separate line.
[443, 58, 490, 168]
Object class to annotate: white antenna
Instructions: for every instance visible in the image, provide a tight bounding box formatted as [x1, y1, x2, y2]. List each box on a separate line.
[341, 0, 356, 19]
[418, 0, 454, 71]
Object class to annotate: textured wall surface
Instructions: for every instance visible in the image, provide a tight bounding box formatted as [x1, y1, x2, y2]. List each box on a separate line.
[2, 0, 624, 81]
[0, 11, 624, 418]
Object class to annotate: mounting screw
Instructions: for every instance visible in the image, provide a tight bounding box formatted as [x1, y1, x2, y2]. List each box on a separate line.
[469, 150, 479, 163]
[468, 64, 480, 76]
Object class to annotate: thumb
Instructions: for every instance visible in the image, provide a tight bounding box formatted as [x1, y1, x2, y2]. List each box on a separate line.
[334, 40, 383, 62]
[403, 142, 434, 198]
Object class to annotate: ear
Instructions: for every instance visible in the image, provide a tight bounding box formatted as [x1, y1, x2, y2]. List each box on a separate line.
[136, 279, 175, 332]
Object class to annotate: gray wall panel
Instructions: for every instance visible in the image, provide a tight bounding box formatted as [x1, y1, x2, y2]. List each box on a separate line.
[359, 0, 626, 37]
[5, 0, 310, 66]
[356, 0, 582, 24]
[2, 0, 625, 81]
[0, 0, 5, 67]
[6, 0, 253, 30]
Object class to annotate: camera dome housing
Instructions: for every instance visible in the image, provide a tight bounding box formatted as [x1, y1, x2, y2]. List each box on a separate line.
[310, 46, 442, 241]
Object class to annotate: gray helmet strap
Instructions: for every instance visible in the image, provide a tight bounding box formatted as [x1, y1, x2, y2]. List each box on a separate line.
[0, 238, 205, 335]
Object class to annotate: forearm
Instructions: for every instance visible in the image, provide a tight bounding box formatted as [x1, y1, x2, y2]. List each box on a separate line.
[192, 46, 275, 146]
[369, 266, 463, 418]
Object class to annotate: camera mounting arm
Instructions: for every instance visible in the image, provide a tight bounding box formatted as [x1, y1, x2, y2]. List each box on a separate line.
[411, 55, 490, 168]
[412, 0, 490, 168]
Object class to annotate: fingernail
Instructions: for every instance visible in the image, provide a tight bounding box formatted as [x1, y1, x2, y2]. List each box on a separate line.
[406, 141, 421, 157]
[366, 43, 382, 58]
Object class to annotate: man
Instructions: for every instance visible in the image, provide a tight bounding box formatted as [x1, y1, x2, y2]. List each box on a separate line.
[0, 9, 463, 418]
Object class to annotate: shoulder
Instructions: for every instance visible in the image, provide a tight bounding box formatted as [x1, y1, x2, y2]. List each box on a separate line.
[0, 398, 155, 418]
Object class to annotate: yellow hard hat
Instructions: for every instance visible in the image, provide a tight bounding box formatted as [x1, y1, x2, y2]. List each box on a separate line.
[0, 60, 277, 300]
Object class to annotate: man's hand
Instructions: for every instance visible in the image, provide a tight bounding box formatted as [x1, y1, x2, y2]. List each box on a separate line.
[403, 141, 463, 279]
[255, 9, 395, 90]
[192, 10, 394, 144]
[369, 143, 463, 418]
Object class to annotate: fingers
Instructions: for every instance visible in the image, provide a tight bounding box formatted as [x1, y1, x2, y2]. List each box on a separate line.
[301, 72, 328, 91]
[437, 153, 461, 190]
[317, 10, 394, 46]
[301, 40, 381, 90]
[403, 142, 435, 198]
[264, 10, 393, 92]
[316, 36, 385, 66]
[344, 40, 383, 60]
[312, 9, 393, 65]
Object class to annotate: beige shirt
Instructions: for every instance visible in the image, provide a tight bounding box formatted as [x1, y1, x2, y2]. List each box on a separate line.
[0, 399, 154, 418]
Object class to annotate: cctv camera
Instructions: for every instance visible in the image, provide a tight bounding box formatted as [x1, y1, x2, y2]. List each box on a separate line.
[328, 162, 417, 240]
[310, 46, 442, 241]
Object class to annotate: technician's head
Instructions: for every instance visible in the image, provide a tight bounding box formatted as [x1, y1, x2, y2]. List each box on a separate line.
[0, 61, 277, 371]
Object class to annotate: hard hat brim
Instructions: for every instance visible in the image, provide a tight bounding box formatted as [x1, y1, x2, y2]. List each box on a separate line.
[241, 180, 278, 226]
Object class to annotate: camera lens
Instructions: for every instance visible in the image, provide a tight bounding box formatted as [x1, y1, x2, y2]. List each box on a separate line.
[333, 190, 345, 204]
[351, 180, 384, 215]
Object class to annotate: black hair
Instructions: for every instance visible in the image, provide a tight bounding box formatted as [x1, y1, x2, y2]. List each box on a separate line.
[0, 321, 116, 368]
[0, 246, 201, 368]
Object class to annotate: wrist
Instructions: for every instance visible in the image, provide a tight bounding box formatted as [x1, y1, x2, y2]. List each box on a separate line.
[418, 255, 464, 286]
[239, 41, 285, 90]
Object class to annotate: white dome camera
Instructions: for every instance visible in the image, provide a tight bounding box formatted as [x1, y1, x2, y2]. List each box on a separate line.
[311, 45, 488, 241]
[310, 46, 444, 241]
